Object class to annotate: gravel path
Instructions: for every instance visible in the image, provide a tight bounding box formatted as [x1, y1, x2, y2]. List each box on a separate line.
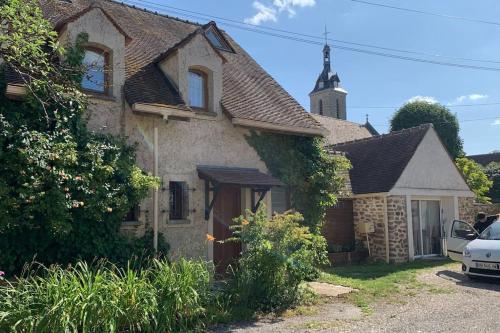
[212, 264, 500, 333]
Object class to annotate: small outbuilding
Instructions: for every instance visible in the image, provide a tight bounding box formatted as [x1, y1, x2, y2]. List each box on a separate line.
[326, 124, 474, 263]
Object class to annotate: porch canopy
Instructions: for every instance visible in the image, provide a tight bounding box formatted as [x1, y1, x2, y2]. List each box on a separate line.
[197, 165, 283, 220]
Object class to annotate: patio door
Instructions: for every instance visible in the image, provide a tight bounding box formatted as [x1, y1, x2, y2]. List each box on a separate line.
[411, 200, 441, 257]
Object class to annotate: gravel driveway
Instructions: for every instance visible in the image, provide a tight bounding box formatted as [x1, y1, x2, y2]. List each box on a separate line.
[212, 264, 500, 333]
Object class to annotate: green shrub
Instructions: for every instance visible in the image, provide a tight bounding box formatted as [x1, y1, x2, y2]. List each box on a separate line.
[0, 259, 211, 333]
[228, 208, 328, 312]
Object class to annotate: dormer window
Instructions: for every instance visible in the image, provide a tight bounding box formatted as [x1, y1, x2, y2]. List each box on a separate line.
[204, 26, 232, 52]
[81, 47, 109, 94]
[188, 69, 207, 110]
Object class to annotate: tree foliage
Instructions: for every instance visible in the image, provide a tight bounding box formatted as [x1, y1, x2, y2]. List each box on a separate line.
[0, 0, 163, 274]
[246, 132, 351, 230]
[390, 101, 464, 158]
[455, 157, 493, 204]
[484, 162, 500, 203]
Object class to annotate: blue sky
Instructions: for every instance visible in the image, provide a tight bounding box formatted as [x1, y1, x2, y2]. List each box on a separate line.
[125, 0, 499, 155]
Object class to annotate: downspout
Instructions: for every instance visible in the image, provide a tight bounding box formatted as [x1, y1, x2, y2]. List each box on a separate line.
[383, 196, 390, 263]
[153, 123, 159, 252]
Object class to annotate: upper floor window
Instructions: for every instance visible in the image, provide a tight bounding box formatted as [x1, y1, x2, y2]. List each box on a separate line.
[319, 99, 323, 115]
[205, 26, 232, 52]
[81, 47, 109, 94]
[188, 69, 207, 110]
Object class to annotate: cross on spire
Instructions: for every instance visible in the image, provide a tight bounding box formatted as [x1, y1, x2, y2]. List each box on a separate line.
[323, 25, 329, 45]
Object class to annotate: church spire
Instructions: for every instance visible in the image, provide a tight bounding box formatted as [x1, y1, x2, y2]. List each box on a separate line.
[322, 26, 331, 72]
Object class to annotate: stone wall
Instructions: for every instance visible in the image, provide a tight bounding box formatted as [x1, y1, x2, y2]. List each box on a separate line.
[353, 196, 386, 261]
[458, 197, 476, 224]
[459, 199, 500, 224]
[386, 196, 409, 263]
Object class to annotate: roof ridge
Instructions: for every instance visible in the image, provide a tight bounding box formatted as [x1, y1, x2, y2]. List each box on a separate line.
[311, 114, 366, 127]
[328, 123, 432, 148]
[107, 0, 203, 26]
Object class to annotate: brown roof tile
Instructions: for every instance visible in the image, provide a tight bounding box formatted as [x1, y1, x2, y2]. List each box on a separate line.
[37, 0, 323, 134]
[327, 124, 431, 194]
[312, 114, 374, 145]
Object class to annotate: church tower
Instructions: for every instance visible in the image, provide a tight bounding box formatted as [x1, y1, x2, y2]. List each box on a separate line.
[309, 40, 347, 119]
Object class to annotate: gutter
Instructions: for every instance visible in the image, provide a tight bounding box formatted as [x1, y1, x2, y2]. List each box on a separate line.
[232, 117, 328, 137]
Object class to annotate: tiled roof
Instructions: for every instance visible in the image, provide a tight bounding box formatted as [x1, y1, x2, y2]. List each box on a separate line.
[312, 114, 374, 145]
[37, 0, 323, 134]
[197, 165, 283, 188]
[468, 152, 500, 166]
[327, 124, 431, 194]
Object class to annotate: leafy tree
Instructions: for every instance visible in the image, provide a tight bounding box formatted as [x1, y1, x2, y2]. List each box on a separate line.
[0, 0, 163, 274]
[484, 162, 500, 203]
[390, 101, 464, 158]
[455, 157, 492, 203]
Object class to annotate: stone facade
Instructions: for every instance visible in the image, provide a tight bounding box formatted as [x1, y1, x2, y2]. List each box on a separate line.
[386, 196, 409, 263]
[353, 196, 386, 261]
[60, 7, 271, 260]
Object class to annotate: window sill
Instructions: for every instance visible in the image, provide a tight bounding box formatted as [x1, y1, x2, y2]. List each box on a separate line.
[85, 92, 116, 102]
[167, 219, 192, 227]
[122, 220, 142, 227]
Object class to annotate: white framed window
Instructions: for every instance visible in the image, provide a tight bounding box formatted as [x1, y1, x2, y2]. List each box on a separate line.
[81, 47, 109, 94]
[188, 69, 207, 109]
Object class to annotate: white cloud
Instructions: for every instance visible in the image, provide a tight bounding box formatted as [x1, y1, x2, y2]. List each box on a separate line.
[273, 0, 316, 17]
[492, 119, 500, 126]
[407, 95, 438, 104]
[449, 93, 488, 105]
[244, 2, 277, 25]
[245, 0, 315, 25]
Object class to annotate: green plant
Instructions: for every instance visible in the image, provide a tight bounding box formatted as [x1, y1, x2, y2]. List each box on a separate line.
[0, 259, 212, 332]
[390, 101, 464, 158]
[227, 208, 328, 312]
[0, 0, 160, 274]
[455, 157, 493, 203]
[484, 162, 500, 202]
[246, 131, 351, 230]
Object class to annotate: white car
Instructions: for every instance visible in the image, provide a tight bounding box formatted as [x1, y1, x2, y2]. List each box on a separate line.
[447, 219, 500, 279]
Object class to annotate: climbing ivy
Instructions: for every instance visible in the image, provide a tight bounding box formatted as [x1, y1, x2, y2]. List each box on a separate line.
[246, 131, 351, 230]
[0, 0, 163, 274]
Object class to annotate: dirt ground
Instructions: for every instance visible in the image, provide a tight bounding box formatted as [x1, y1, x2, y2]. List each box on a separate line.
[212, 264, 500, 333]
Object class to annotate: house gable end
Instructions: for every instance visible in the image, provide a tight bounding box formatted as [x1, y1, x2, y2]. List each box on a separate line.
[392, 127, 472, 193]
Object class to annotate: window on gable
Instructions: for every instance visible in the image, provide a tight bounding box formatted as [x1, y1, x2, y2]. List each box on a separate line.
[81, 47, 109, 94]
[205, 26, 232, 52]
[188, 69, 207, 109]
[169, 181, 189, 220]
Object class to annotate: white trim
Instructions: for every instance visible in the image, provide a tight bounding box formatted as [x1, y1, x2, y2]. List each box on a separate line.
[231, 117, 328, 137]
[132, 103, 195, 121]
[406, 195, 414, 261]
[351, 192, 388, 198]
[383, 196, 389, 263]
[389, 187, 474, 197]
[453, 196, 459, 220]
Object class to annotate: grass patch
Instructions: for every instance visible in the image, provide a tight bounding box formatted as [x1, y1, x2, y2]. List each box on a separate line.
[320, 259, 456, 314]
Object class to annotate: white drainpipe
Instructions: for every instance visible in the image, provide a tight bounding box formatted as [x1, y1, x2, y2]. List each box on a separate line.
[153, 124, 159, 252]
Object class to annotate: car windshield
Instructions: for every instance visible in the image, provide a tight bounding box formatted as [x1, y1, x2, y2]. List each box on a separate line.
[478, 220, 500, 240]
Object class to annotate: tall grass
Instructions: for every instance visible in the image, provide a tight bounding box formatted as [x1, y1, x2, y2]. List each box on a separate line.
[0, 259, 212, 332]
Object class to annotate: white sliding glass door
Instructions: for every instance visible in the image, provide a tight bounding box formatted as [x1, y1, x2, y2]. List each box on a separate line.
[411, 200, 441, 257]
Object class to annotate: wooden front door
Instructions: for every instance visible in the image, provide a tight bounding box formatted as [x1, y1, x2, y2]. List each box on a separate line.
[213, 186, 242, 275]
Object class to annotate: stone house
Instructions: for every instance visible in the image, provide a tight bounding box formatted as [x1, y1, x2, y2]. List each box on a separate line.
[4, 0, 329, 271]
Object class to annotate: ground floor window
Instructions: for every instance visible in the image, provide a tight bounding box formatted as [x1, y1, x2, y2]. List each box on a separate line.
[123, 205, 139, 222]
[271, 186, 290, 214]
[169, 181, 189, 220]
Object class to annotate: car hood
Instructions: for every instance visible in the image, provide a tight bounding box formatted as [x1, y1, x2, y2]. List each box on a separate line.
[468, 239, 500, 261]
